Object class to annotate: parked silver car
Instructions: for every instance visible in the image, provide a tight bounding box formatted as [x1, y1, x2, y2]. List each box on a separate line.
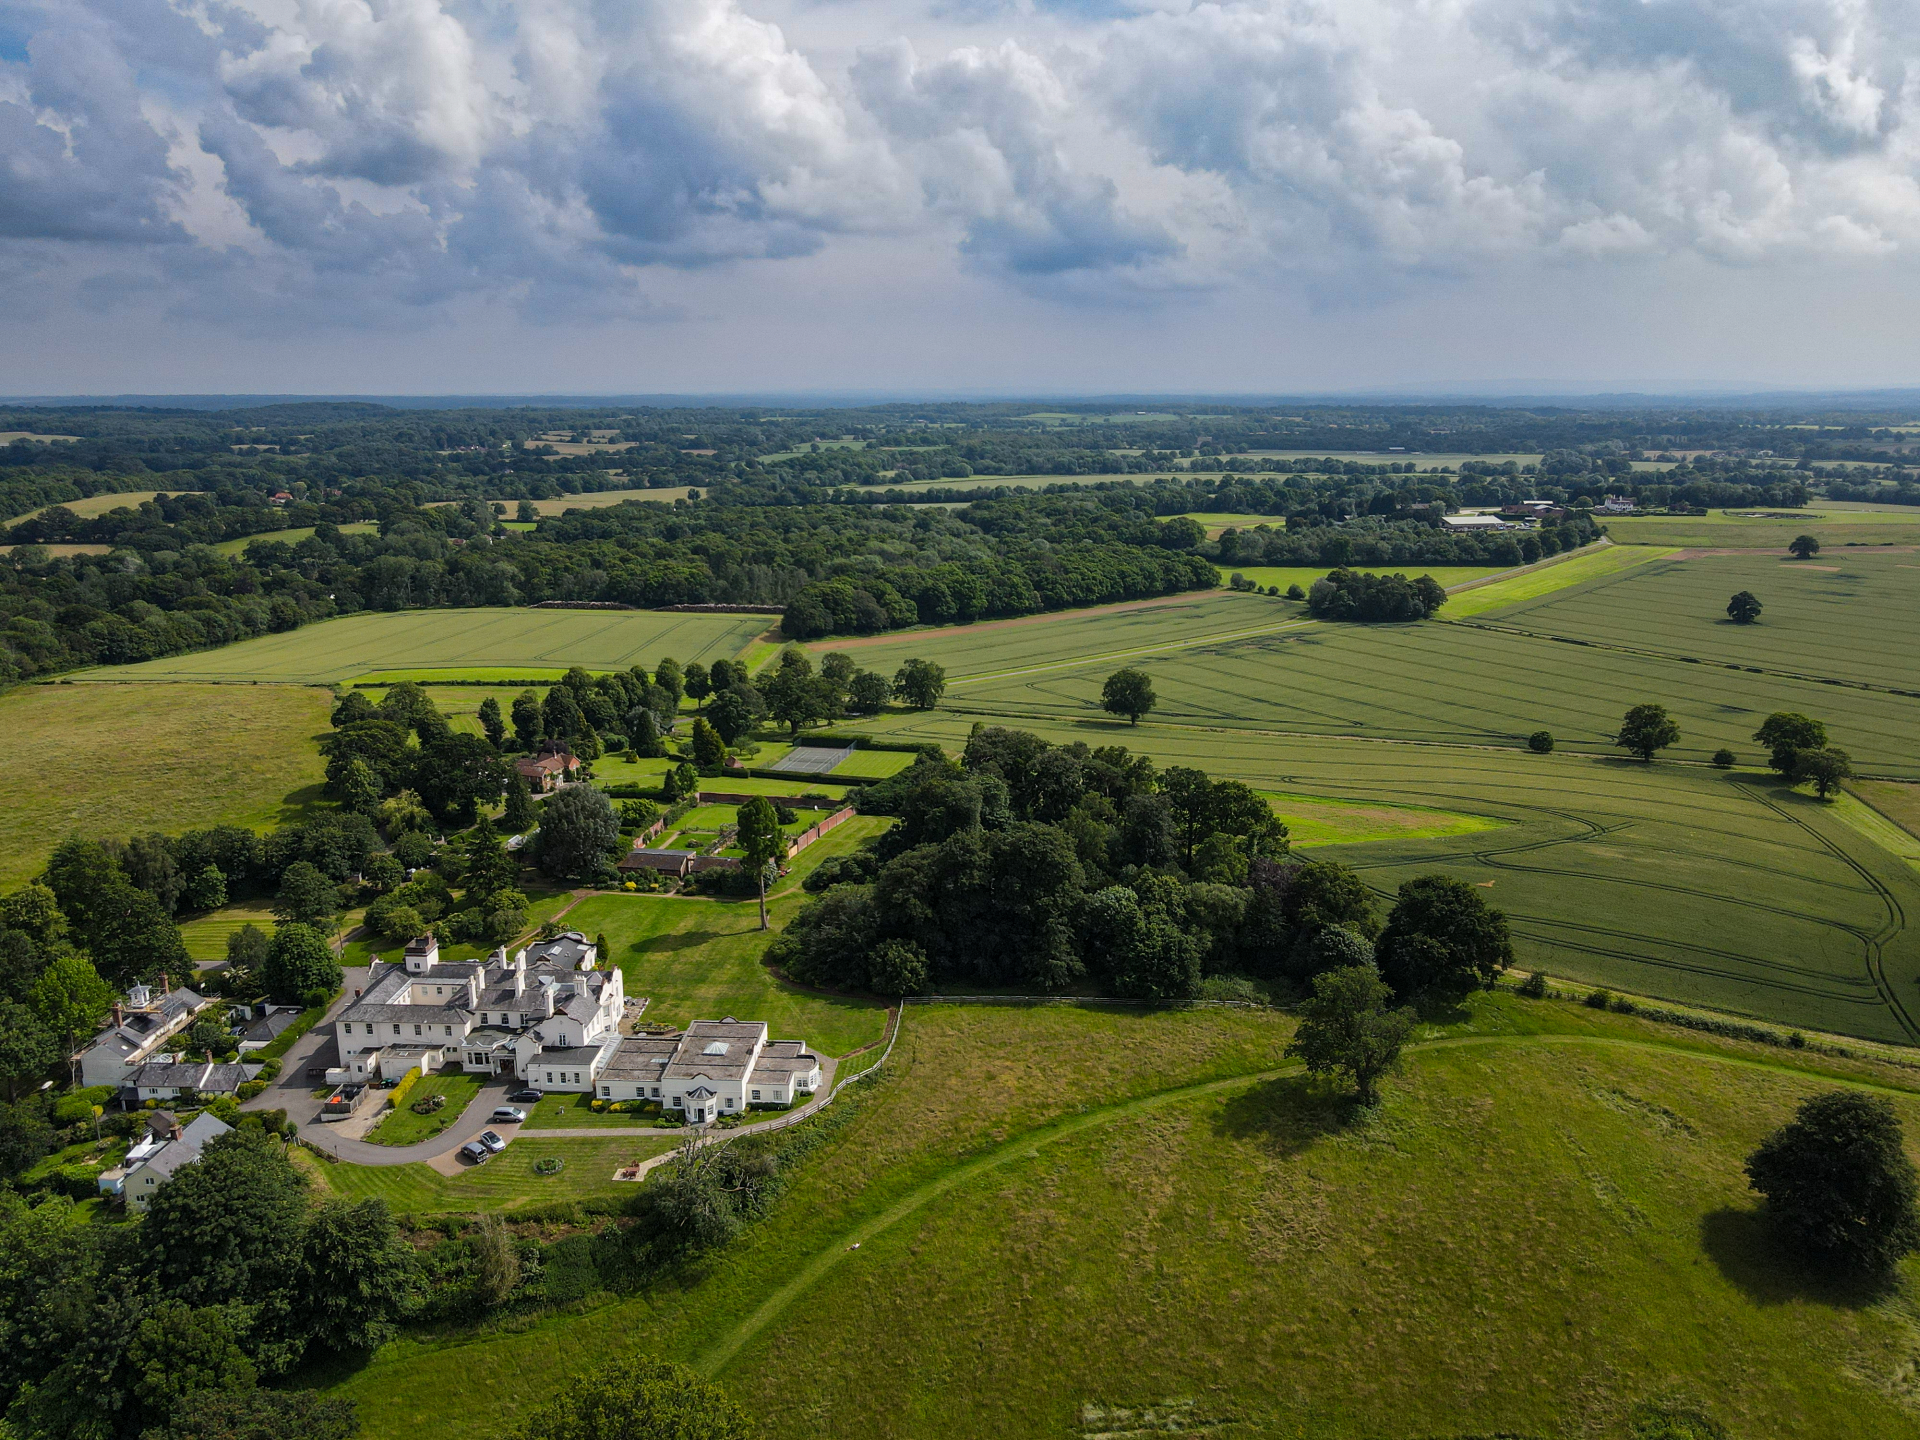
[477, 1129, 508, 1153]
[490, 1106, 527, 1124]
[459, 1139, 491, 1164]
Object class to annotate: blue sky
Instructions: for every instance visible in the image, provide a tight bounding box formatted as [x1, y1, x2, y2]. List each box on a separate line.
[3, 0, 1917, 394]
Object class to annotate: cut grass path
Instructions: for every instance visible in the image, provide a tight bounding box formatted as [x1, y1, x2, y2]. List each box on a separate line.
[695, 1027, 1920, 1376]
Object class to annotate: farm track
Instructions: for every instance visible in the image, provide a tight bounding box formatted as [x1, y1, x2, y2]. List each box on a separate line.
[693, 1029, 1920, 1375]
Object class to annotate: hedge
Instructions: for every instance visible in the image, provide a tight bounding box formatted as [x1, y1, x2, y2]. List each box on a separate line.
[386, 1066, 425, 1110]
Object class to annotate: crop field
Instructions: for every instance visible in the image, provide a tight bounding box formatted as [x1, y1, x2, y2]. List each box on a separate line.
[834, 589, 1920, 773]
[1604, 506, 1920, 549]
[834, 712, 1920, 1043]
[3, 488, 195, 523]
[0, 682, 329, 890]
[1855, 780, 1920, 842]
[332, 997, 1920, 1439]
[1216, 563, 1504, 592]
[70, 608, 768, 685]
[1470, 549, 1920, 693]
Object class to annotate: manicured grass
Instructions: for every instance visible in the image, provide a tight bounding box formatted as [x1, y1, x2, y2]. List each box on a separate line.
[1604, 506, 1920, 549]
[1442, 541, 1670, 618]
[330, 996, 1920, 1439]
[71, 608, 770, 685]
[1468, 548, 1920, 693]
[363, 1073, 485, 1146]
[299, 1136, 676, 1214]
[212, 522, 378, 556]
[834, 713, 1920, 1044]
[691, 776, 852, 801]
[829, 748, 916, 779]
[562, 820, 894, 1059]
[0, 682, 330, 890]
[526, 1092, 671, 1128]
[1265, 790, 1508, 847]
[178, 902, 279, 961]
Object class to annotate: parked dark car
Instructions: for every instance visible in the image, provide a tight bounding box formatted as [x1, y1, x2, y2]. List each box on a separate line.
[507, 1088, 542, 1103]
[459, 1140, 491, 1164]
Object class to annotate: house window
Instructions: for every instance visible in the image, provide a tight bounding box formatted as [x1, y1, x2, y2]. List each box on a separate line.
[444, 1026, 452, 1036]
[414, 1025, 422, 1036]
[724, 1098, 733, 1109]
[651, 1086, 659, 1097]
[393, 1024, 401, 1035]
[545, 1072, 554, 1083]
[752, 1089, 761, 1100]
[600, 1085, 610, 1097]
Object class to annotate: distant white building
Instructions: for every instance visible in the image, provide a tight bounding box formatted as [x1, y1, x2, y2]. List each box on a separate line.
[77, 982, 212, 1089]
[1440, 513, 1510, 532]
[595, 1019, 821, 1122]
[101, 1110, 232, 1212]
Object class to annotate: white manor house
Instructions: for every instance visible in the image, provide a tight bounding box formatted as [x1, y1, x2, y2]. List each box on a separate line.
[332, 933, 821, 1119]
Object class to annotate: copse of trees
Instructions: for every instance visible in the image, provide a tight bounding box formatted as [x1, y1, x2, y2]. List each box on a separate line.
[1306, 568, 1448, 623]
[770, 726, 1514, 1006]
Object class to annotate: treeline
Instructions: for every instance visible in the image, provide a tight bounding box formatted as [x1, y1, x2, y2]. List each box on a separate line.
[770, 727, 1513, 1004]
[1307, 569, 1448, 623]
[1215, 512, 1601, 570]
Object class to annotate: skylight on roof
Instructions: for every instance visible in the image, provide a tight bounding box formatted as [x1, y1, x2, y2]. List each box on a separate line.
[703, 1041, 730, 1055]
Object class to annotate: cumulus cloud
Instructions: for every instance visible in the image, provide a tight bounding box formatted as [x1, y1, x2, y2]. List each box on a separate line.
[0, 0, 1916, 330]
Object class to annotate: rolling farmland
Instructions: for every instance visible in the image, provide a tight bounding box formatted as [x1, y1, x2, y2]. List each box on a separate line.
[1469, 548, 1920, 693]
[1602, 505, 1920, 549]
[842, 714, 1920, 1044]
[67, 607, 770, 684]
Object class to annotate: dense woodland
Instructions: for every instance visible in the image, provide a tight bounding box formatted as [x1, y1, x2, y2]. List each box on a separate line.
[2, 395, 1912, 681]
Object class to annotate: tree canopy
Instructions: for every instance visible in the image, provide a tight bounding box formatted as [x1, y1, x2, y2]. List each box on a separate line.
[1746, 1090, 1920, 1276]
[1615, 702, 1680, 761]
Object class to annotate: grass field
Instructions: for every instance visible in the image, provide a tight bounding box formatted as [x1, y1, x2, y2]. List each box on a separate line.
[834, 713, 1920, 1044]
[70, 608, 769, 685]
[561, 816, 894, 1059]
[1267, 790, 1508, 847]
[178, 902, 278, 960]
[1470, 549, 1920, 693]
[489, 488, 695, 515]
[300, 1136, 676, 1214]
[3, 488, 197, 524]
[1216, 564, 1505, 592]
[828, 587, 1920, 774]
[829, 749, 917, 779]
[1442, 542, 1670, 618]
[213, 522, 378, 555]
[1605, 507, 1920, 549]
[0, 682, 330, 890]
[1856, 780, 1920, 842]
[363, 1072, 485, 1146]
[331, 995, 1920, 1439]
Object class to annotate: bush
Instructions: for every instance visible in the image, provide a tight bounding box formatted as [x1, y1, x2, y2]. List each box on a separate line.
[1711, 748, 1737, 769]
[1585, 988, 1612, 1009]
[236, 1080, 269, 1101]
[1527, 731, 1554, 754]
[1517, 971, 1549, 999]
[53, 1086, 117, 1127]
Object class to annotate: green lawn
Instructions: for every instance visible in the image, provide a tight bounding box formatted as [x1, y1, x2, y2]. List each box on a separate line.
[828, 749, 917, 779]
[178, 902, 279, 961]
[70, 608, 769, 685]
[1442, 541, 1671, 618]
[1465, 548, 1920, 694]
[526, 1091, 671, 1128]
[330, 995, 1920, 1439]
[299, 1136, 676, 1214]
[563, 819, 894, 1059]
[363, 1072, 485, 1146]
[0, 682, 331, 890]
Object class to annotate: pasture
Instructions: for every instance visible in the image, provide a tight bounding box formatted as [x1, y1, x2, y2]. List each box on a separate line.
[483, 487, 695, 515]
[0, 682, 329, 890]
[69, 608, 768, 685]
[1471, 549, 1920, 694]
[332, 997, 1920, 1439]
[214, 522, 378, 555]
[1604, 506, 1920, 549]
[839, 713, 1920, 1044]
[2, 487, 192, 524]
